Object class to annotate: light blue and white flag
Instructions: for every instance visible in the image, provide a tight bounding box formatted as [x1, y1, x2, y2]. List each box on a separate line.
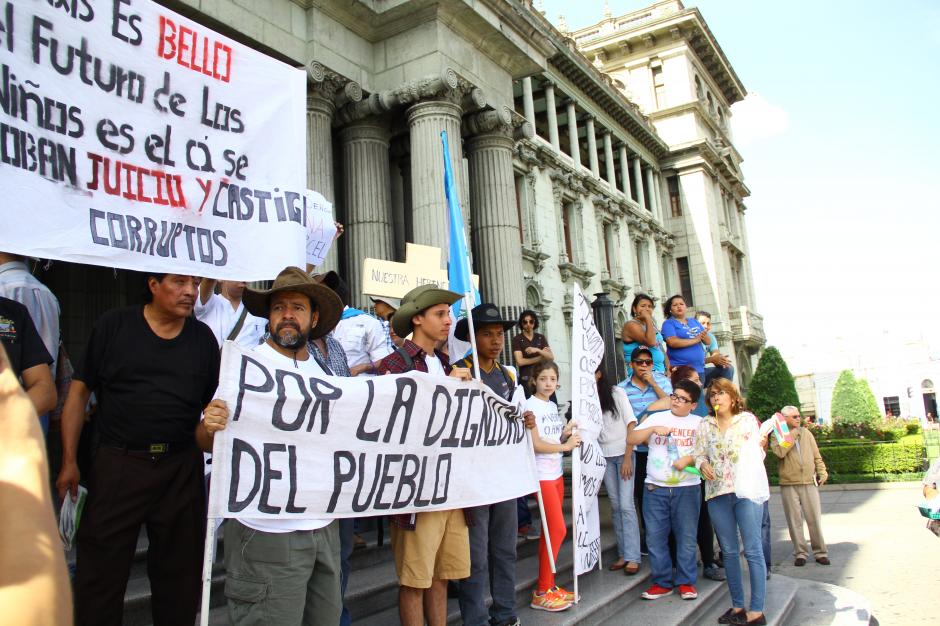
[441, 130, 480, 362]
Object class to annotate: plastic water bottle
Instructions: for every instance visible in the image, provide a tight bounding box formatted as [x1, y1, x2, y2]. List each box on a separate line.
[667, 433, 679, 465]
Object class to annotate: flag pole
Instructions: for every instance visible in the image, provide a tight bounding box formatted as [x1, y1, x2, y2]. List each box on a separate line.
[526, 429, 556, 573]
[572, 425, 580, 603]
[463, 292, 482, 381]
[199, 517, 217, 626]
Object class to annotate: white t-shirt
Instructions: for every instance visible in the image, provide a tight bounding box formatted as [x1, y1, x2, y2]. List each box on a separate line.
[636, 411, 702, 487]
[194, 294, 266, 349]
[239, 342, 331, 533]
[333, 309, 392, 374]
[526, 395, 565, 481]
[425, 353, 446, 377]
[597, 386, 638, 458]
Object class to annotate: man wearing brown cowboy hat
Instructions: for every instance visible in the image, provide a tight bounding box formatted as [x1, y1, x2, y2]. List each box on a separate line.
[199, 266, 345, 626]
[452, 303, 524, 626]
[374, 284, 472, 626]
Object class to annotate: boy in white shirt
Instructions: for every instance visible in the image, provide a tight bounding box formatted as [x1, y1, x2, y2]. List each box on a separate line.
[628, 379, 703, 601]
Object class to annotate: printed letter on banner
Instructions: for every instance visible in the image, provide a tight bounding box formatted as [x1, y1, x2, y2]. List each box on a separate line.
[571, 284, 606, 575]
[0, 1, 321, 280]
[208, 342, 540, 518]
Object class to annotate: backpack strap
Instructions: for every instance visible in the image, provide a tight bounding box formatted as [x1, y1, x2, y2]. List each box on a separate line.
[394, 345, 415, 372]
[226, 306, 250, 342]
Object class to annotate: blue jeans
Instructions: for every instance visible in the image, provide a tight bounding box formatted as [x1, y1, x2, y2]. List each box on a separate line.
[517, 495, 532, 529]
[457, 499, 518, 625]
[643, 484, 700, 587]
[604, 454, 641, 563]
[338, 518, 355, 626]
[704, 364, 735, 387]
[708, 493, 766, 612]
[762, 500, 771, 567]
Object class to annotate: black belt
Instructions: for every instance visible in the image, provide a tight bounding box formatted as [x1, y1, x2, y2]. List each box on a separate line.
[100, 439, 194, 455]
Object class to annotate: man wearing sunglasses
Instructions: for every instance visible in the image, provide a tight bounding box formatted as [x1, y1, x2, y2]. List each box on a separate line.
[619, 347, 672, 554]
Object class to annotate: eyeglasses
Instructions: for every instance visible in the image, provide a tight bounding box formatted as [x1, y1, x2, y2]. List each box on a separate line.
[670, 393, 693, 405]
[521, 319, 535, 325]
[632, 359, 654, 366]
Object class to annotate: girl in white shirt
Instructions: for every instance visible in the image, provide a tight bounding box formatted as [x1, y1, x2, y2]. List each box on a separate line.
[525, 360, 580, 612]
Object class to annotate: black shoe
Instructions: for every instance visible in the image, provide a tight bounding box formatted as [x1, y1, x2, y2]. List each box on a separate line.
[745, 614, 767, 625]
[717, 608, 745, 624]
[816, 556, 831, 565]
[794, 557, 807, 566]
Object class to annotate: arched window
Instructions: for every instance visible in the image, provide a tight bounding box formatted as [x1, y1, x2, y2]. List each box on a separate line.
[922, 379, 934, 390]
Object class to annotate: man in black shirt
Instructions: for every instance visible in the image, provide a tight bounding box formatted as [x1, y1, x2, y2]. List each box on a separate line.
[0, 295, 55, 414]
[56, 273, 220, 626]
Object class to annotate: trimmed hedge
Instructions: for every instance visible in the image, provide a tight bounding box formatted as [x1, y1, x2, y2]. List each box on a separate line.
[766, 439, 926, 478]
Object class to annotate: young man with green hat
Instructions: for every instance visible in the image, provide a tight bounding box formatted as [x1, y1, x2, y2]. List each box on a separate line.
[375, 283, 472, 626]
[452, 303, 523, 626]
[199, 266, 345, 626]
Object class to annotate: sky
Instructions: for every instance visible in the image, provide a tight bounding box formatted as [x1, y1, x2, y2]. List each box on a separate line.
[538, 0, 940, 375]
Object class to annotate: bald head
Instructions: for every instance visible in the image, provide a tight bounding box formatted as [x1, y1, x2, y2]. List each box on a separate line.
[781, 405, 802, 428]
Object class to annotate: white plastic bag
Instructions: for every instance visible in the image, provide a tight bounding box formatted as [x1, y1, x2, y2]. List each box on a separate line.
[733, 438, 769, 504]
[58, 485, 88, 551]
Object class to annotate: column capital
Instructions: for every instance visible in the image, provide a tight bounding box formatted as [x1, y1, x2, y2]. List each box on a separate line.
[307, 61, 362, 106]
[338, 67, 463, 125]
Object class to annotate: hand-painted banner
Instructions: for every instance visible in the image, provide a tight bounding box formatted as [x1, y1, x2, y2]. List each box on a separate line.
[208, 342, 540, 518]
[570, 284, 606, 575]
[0, 0, 311, 280]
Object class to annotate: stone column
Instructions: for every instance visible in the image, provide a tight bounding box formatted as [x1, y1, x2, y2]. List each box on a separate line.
[566, 100, 581, 168]
[633, 157, 647, 211]
[544, 81, 560, 152]
[585, 116, 599, 178]
[466, 125, 525, 308]
[339, 122, 394, 308]
[306, 91, 337, 271]
[645, 167, 658, 220]
[619, 143, 632, 199]
[653, 173, 665, 221]
[603, 132, 617, 191]
[407, 100, 464, 263]
[522, 77, 536, 131]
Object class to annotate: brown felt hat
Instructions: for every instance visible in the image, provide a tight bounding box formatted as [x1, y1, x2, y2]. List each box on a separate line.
[391, 284, 461, 339]
[243, 267, 343, 340]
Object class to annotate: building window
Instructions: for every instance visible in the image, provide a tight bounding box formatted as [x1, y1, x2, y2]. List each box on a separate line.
[652, 65, 665, 109]
[668, 176, 681, 217]
[883, 396, 900, 417]
[676, 256, 693, 305]
[602, 223, 613, 275]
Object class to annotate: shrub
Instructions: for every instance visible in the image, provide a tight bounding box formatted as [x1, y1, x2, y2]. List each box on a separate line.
[905, 420, 922, 435]
[745, 346, 800, 421]
[830, 370, 881, 423]
[765, 439, 925, 478]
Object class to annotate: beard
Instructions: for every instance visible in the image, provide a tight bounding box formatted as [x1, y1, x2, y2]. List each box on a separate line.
[273, 322, 307, 350]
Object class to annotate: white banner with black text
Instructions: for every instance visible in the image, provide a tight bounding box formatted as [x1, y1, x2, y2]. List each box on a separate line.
[208, 342, 540, 519]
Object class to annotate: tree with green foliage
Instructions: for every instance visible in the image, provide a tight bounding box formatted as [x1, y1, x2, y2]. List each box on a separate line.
[745, 346, 800, 420]
[830, 369, 881, 423]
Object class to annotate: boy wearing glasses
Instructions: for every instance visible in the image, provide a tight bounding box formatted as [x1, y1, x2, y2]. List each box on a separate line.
[628, 379, 703, 601]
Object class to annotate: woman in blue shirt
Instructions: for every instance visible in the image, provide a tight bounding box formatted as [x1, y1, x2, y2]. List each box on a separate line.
[621, 294, 669, 375]
[661, 295, 710, 378]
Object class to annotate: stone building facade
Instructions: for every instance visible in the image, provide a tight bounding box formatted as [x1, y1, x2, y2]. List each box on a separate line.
[42, 0, 764, 405]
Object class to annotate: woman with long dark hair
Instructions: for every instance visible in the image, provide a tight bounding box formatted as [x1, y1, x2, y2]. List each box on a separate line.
[622, 293, 669, 374]
[596, 365, 642, 574]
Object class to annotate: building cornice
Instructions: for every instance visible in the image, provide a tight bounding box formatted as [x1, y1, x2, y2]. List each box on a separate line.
[570, 1, 746, 105]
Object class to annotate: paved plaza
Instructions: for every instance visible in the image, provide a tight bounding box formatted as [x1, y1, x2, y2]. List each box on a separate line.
[767, 483, 936, 625]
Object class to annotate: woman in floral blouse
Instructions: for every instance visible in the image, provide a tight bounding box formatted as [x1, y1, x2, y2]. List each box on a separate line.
[690, 378, 767, 625]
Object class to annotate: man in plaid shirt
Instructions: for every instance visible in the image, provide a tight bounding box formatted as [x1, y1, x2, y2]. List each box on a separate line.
[375, 284, 472, 626]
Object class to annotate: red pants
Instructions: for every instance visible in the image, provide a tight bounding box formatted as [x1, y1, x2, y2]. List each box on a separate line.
[537, 477, 566, 593]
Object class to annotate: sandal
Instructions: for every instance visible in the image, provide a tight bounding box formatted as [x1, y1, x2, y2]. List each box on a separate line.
[608, 560, 626, 571]
[624, 562, 640, 576]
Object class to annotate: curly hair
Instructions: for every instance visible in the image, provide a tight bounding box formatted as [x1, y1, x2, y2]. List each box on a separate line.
[529, 359, 559, 392]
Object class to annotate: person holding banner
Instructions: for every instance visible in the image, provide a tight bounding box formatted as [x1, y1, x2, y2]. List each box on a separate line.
[595, 365, 642, 576]
[526, 360, 581, 612]
[452, 303, 522, 626]
[56, 273, 219, 626]
[374, 284, 473, 626]
[196, 278, 267, 349]
[198, 266, 345, 625]
[628, 379, 703, 602]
